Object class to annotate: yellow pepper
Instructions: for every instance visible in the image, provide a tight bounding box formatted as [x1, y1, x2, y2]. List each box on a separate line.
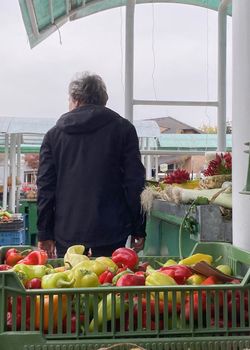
[64, 245, 89, 267]
[96, 256, 118, 272]
[163, 259, 178, 267]
[178, 253, 213, 266]
[145, 271, 181, 303]
[146, 265, 156, 275]
[186, 274, 206, 285]
[71, 259, 106, 276]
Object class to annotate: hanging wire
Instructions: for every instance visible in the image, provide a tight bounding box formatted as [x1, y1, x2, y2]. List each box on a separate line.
[54, 22, 62, 45]
[151, 1, 158, 100]
[119, 4, 125, 92]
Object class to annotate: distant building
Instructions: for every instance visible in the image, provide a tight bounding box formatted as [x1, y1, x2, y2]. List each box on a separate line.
[147, 116, 201, 134]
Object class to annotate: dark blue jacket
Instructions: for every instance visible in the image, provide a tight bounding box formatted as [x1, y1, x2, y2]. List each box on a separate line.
[37, 105, 146, 249]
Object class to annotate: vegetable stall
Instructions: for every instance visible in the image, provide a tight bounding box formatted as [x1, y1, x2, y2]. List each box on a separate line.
[0, 243, 250, 349]
[142, 152, 233, 257]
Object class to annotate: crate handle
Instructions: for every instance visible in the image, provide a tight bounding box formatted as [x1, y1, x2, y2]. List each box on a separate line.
[241, 268, 250, 285]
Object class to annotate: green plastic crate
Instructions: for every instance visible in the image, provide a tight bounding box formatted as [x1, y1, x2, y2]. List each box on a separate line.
[0, 242, 250, 350]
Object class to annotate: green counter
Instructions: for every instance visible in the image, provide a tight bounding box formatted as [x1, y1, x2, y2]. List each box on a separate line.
[19, 199, 37, 245]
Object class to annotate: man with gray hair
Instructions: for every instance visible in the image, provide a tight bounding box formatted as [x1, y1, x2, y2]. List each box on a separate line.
[37, 72, 146, 257]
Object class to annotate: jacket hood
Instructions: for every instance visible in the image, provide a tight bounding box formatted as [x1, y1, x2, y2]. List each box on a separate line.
[56, 105, 117, 134]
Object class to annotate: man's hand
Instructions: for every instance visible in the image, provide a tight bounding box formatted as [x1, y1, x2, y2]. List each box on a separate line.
[131, 236, 145, 253]
[38, 240, 56, 258]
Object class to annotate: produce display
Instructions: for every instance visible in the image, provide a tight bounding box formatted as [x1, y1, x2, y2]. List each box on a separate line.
[0, 210, 12, 222]
[1, 244, 249, 336]
[141, 152, 232, 213]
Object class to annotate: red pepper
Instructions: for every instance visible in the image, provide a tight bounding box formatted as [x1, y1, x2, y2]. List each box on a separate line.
[142, 311, 164, 330]
[112, 247, 139, 270]
[185, 292, 208, 321]
[0, 264, 12, 271]
[131, 298, 181, 331]
[158, 265, 192, 284]
[5, 248, 31, 267]
[98, 270, 115, 284]
[137, 262, 149, 272]
[185, 276, 219, 322]
[116, 273, 145, 287]
[63, 313, 85, 333]
[7, 296, 31, 330]
[112, 268, 133, 285]
[134, 271, 146, 277]
[133, 297, 165, 315]
[17, 250, 48, 265]
[201, 276, 219, 285]
[25, 278, 42, 289]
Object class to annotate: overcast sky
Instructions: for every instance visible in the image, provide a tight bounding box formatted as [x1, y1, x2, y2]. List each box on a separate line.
[0, 1, 232, 129]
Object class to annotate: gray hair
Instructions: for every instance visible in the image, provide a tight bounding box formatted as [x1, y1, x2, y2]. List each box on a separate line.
[69, 72, 108, 106]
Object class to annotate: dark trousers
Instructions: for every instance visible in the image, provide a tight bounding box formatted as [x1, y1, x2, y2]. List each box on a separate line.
[56, 239, 127, 258]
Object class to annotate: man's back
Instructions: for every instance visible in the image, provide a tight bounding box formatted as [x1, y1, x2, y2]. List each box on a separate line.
[37, 105, 145, 251]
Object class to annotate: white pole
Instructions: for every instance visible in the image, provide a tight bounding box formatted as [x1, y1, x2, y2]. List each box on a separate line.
[154, 155, 159, 181]
[232, 0, 250, 250]
[3, 134, 9, 210]
[9, 134, 17, 213]
[125, 0, 135, 123]
[16, 134, 21, 213]
[217, 0, 231, 151]
[145, 138, 152, 180]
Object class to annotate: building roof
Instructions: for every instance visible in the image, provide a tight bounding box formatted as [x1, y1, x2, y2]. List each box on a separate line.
[147, 116, 202, 134]
[19, 0, 232, 49]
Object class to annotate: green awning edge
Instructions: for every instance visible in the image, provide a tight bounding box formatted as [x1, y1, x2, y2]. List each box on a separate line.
[19, 0, 232, 49]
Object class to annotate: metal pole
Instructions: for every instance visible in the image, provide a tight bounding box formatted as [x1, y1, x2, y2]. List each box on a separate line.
[232, 0, 250, 250]
[16, 134, 22, 213]
[145, 138, 152, 180]
[217, 0, 231, 151]
[10, 134, 17, 213]
[3, 134, 9, 210]
[154, 155, 159, 181]
[125, 0, 135, 123]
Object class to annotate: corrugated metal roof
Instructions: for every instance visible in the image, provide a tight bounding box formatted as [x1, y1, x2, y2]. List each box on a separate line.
[19, 0, 232, 49]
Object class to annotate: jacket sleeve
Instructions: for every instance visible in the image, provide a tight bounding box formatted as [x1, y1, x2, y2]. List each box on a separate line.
[121, 122, 146, 237]
[37, 132, 57, 241]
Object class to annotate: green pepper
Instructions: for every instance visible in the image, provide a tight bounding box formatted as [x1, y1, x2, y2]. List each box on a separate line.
[13, 264, 50, 284]
[41, 271, 75, 289]
[74, 269, 100, 288]
[89, 293, 128, 332]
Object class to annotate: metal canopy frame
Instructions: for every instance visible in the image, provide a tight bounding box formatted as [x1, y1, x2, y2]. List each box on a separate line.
[19, 0, 232, 154]
[19, 0, 232, 50]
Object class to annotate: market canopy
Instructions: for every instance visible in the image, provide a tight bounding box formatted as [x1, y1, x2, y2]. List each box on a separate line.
[0, 117, 160, 153]
[19, 0, 232, 49]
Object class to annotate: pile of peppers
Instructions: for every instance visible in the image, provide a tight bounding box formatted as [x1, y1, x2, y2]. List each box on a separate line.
[3, 244, 247, 334]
